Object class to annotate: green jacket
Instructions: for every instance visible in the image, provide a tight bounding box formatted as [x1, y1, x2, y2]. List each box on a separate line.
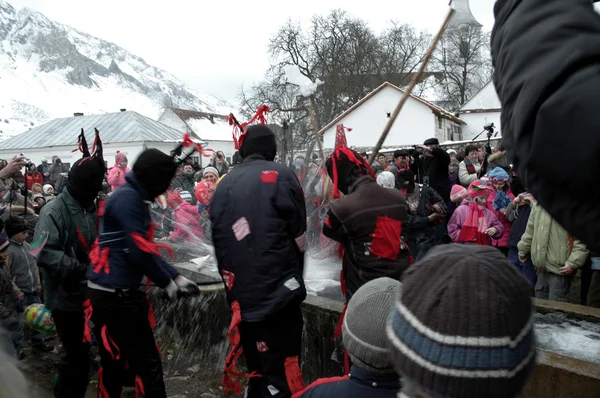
[33, 188, 97, 312]
[518, 204, 588, 275]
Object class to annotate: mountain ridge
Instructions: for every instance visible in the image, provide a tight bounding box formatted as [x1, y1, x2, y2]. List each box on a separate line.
[0, 0, 234, 139]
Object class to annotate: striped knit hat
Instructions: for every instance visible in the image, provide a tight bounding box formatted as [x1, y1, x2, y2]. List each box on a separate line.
[450, 185, 468, 203]
[387, 244, 536, 398]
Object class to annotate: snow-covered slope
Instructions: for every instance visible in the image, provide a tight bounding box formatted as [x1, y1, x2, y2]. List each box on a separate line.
[0, 0, 235, 139]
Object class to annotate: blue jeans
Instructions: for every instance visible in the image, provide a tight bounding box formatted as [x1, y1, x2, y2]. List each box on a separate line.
[508, 247, 537, 291]
[20, 294, 44, 345]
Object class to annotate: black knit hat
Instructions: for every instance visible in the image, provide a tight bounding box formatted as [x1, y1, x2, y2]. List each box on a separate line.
[5, 216, 28, 238]
[239, 125, 277, 161]
[133, 149, 178, 200]
[424, 138, 439, 146]
[387, 244, 536, 398]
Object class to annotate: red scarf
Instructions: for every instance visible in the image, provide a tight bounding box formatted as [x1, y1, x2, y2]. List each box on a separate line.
[464, 159, 477, 175]
[457, 203, 490, 245]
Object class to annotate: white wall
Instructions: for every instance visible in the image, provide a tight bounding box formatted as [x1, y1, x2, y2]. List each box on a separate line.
[460, 112, 502, 140]
[157, 109, 189, 133]
[322, 85, 437, 149]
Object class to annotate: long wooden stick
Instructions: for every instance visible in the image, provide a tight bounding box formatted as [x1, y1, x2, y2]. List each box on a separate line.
[307, 96, 325, 160]
[368, 8, 455, 165]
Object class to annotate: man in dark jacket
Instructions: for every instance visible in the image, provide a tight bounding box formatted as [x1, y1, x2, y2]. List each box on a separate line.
[33, 130, 104, 397]
[397, 171, 446, 261]
[323, 147, 410, 300]
[293, 278, 401, 398]
[211, 124, 307, 398]
[87, 148, 199, 398]
[413, 138, 450, 202]
[491, 0, 600, 252]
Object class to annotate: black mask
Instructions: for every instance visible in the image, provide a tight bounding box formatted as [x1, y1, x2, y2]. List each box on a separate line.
[133, 149, 177, 199]
[239, 125, 277, 161]
[67, 128, 105, 208]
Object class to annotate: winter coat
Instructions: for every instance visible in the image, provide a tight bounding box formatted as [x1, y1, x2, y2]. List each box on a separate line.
[48, 163, 68, 183]
[34, 188, 97, 312]
[6, 240, 40, 294]
[106, 166, 130, 192]
[486, 188, 515, 248]
[170, 202, 204, 243]
[458, 160, 481, 187]
[517, 204, 589, 275]
[293, 366, 400, 398]
[210, 154, 307, 322]
[447, 202, 504, 244]
[323, 176, 410, 298]
[507, 201, 532, 248]
[416, 148, 451, 200]
[1, 205, 38, 244]
[404, 185, 445, 241]
[0, 266, 18, 331]
[487, 151, 511, 174]
[491, 0, 600, 252]
[37, 164, 51, 184]
[26, 172, 44, 190]
[87, 174, 181, 290]
[170, 174, 196, 203]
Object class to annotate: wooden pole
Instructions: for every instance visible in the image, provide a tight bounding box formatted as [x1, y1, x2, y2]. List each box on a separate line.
[367, 8, 455, 165]
[307, 95, 325, 161]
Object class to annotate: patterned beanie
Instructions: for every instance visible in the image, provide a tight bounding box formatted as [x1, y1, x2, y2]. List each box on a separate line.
[488, 167, 509, 181]
[387, 244, 536, 398]
[343, 277, 402, 373]
[468, 180, 489, 198]
[450, 185, 468, 203]
[179, 190, 193, 204]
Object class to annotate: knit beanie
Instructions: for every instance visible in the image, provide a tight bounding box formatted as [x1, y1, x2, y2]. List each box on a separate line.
[239, 125, 277, 161]
[377, 171, 396, 189]
[203, 166, 219, 178]
[43, 184, 53, 195]
[488, 167, 509, 181]
[450, 185, 468, 203]
[5, 216, 28, 238]
[115, 151, 127, 166]
[343, 277, 402, 374]
[387, 244, 536, 398]
[468, 180, 489, 198]
[133, 149, 178, 200]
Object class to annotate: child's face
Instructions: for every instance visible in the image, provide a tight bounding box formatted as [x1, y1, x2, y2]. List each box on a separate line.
[12, 231, 28, 243]
[474, 196, 487, 206]
[46, 187, 54, 196]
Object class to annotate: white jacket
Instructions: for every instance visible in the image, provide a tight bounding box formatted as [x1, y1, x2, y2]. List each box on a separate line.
[458, 161, 481, 187]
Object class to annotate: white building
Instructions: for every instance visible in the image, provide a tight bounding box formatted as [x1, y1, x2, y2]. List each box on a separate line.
[320, 82, 465, 149]
[458, 81, 502, 140]
[158, 108, 235, 167]
[0, 110, 197, 169]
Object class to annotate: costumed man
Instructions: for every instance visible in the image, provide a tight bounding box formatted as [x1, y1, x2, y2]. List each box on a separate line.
[211, 123, 307, 398]
[86, 143, 201, 397]
[33, 129, 105, 397]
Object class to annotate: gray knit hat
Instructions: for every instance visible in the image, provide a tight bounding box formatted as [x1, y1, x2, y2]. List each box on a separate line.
[342, 277, 402, 373]
[387, 244, 536, 398]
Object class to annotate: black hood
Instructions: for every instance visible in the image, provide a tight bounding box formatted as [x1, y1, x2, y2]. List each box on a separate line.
[239, 125, 277, 161]
[67, 128, 105, 208]
[133, 149, 177, 199]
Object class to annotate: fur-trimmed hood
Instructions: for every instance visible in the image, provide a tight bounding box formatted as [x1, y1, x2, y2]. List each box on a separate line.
[2, 204, 36, 217]
[488, 150, 507, 163]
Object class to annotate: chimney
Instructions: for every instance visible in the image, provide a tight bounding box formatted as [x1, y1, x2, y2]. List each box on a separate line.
[74, 112, 84, 117]
[120, 109, 127, 112]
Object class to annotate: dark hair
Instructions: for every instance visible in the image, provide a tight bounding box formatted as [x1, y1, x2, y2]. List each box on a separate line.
[377, 153, 386, 159]
[465, 145, 479, 155]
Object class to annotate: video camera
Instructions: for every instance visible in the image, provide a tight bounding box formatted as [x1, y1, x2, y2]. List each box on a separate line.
[483, 123, 495, 138]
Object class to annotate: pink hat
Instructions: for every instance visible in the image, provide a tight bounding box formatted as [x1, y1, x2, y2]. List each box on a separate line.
[468, 180, 490, 198]
[450, 185, 468, 203]
[115, 151, 127, 165]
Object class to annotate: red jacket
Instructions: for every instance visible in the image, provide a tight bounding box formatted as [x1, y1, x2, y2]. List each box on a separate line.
[26, 172, 44, 190]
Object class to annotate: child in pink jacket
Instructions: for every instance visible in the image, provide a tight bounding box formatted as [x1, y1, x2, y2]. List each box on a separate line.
[166, 192, 204, 243]
[106, 151, 130, 192]
[448, 180, 504, 245]
[485, 167, 514, 255]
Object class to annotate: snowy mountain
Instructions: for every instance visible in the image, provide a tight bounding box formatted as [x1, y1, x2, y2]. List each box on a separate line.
[0, 0, 235, 139]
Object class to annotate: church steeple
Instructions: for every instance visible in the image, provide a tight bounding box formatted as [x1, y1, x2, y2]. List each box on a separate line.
[448, 0, 482, 28]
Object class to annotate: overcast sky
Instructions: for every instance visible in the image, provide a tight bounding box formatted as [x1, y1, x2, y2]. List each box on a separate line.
[9, 0, 496, 103]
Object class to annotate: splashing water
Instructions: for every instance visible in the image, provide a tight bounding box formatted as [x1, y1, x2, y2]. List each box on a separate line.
[535, 312, 600, 364]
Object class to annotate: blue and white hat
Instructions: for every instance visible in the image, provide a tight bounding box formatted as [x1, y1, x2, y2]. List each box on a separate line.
[386, 244, 536, 398]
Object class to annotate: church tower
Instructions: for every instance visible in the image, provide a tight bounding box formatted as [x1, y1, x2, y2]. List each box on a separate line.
[448, 0, 482, 29]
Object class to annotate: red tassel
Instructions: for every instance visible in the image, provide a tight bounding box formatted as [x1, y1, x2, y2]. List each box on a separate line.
[90, 239, 110, 275]
[97, 368, 110, 398]
[135, 376, 145, 398]
[131, 230, 174, 259]
[182, 133, 194, 148]
[146, 297, 156, 329]
[76, 228, 90, 252]
[82, 299, 93, 343]
[101, 325, 120, 361]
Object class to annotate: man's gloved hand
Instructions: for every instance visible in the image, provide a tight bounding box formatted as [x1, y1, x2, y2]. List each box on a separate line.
[175, 275, 200, 295]
[165, 280, 180, 300]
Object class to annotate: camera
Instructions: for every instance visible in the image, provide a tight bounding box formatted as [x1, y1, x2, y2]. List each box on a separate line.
[19, 153, 30, 162]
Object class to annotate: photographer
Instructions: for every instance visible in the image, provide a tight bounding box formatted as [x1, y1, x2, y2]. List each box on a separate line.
[210, 151, 230, 177]
[413, 138, 451, 202]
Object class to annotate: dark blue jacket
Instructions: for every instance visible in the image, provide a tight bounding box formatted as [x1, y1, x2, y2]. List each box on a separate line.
[87, 174, 180, 289]
[294, 366, 400, 398]
[508, 204, 532, 248]
[210, 155, 307, 322]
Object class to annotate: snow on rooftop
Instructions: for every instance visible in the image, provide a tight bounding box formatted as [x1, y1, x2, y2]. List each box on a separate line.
[187, 117, 233, 142]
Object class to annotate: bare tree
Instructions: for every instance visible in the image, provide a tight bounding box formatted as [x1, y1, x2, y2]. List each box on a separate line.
[434, 25, 492, 110]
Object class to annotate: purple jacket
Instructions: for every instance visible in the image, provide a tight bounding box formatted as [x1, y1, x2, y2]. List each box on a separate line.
[447, 202, 504, 243]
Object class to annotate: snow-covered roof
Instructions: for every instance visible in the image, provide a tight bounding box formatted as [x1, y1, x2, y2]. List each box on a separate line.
[318, 81, 465, 135]
[169, 108, 233, 142]
[0, 110, 193, 150]
[459, 81, 501, 113]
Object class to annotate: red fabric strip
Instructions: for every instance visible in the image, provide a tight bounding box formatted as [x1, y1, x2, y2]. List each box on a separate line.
[135, 375, 145, 398]
[101, 325, 120, 361]
[82, 299, 93, 343]
[97, 367, 110, 398]
[284, 356, 305, 395]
